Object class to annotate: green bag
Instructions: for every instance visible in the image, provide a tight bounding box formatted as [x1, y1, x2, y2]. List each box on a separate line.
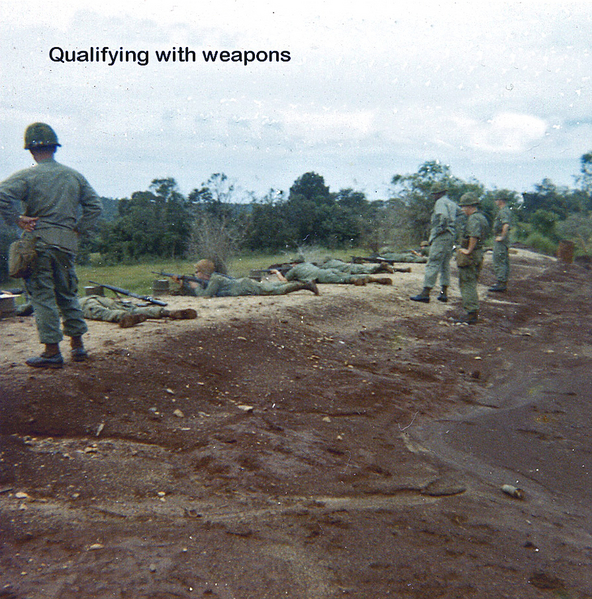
[455, 248, 472, 268]
[8, 235, 37, 278]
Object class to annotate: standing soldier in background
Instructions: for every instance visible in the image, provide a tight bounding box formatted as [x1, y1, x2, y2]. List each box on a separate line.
[0, 123, 102, 368]
[456, 192, 489, 324]
[410, 182, 461, 303]
[489, 193, 512, 292]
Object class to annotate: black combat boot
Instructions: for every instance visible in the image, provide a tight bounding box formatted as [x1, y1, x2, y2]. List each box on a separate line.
[488, 282, 507, 292]
[26, 343, 64, 369]
[410, 287, 431, 303]
[437, 286, 448, 302]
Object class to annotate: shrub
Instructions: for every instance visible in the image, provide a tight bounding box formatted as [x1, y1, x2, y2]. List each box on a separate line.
[523, 232, 558, 256]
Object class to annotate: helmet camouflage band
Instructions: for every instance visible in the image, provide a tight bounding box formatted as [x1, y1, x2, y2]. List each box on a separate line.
[459, 192, 480, 206]
[24, 122, 61, 150]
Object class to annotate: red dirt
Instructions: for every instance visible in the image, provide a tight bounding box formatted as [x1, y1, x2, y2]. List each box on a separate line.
[1, 250, 591, 598]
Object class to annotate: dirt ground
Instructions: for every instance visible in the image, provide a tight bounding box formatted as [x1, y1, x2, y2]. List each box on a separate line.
[1, 249, 591, 599]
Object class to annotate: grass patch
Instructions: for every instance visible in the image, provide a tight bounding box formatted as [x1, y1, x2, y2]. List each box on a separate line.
[5, 248, 367, 298]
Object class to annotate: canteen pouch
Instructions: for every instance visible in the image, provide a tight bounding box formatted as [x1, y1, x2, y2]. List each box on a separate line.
[455, 248, 472, 268]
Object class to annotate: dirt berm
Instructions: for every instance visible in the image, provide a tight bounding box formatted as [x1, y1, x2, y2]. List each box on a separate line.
[1, 249, 591, 598]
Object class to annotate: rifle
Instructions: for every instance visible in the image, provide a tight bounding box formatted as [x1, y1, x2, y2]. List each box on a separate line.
[249, 264, 292, 281]
[88, 281, 168, 306]
[152, 271, 202, 283]
[350, 257, 412, 273]
[352, 255, 398, 264]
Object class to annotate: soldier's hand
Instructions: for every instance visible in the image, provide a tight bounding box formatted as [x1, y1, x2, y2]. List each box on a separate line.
[17, 215, 38, 232]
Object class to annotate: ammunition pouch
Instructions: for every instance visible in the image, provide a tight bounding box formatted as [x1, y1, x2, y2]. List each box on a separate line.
[8, 235, 37, 279]
[455, 248, 472, 268]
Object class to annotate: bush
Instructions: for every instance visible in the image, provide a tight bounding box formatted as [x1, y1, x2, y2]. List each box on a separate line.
[188, 213, 246, 274]
[523, 232, 558, 256]
[556, 213, 592, 255]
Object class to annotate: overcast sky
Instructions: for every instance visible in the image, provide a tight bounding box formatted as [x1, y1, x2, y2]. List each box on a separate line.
[1, 0, 591, 201]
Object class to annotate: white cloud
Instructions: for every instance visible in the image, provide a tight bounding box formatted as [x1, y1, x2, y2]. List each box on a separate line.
[1, 1, 592, 197]
[280, 109, 375, 144]
[468, 113, 548, 153]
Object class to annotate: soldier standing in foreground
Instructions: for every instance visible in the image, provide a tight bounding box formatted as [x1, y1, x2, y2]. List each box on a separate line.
[410, 182, 461, 303]
[489, 193, 512, 292]
[0, 123, 102, 368]
[456, 192, 489, 325]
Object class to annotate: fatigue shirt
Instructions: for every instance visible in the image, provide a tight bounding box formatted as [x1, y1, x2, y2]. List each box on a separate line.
[0, 157, 102, 253]
[493, 205, 512, 242]
[285, 263, 321, 282]
[182, 273, 234, 297]
[462, 211, 489, 263]
[429, 195, 461, 243]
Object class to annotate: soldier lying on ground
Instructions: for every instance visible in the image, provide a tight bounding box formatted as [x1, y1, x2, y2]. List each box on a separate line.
[373, 243, 429, 263]
[275, 261, 393, 286]
[174, 260, 319, 297]
[316, 257, 395, 275]
[79, 295, 197, 328]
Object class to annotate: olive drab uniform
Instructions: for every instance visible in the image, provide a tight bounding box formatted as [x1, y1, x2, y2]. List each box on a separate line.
[284, 262, 366, 284]
[181, 273, 309, 297]
[377, 251, 427, 264]
[0, 125, 102, 347]
[79, 295, 168, 323]
[458, 209, 489, 314]
[492, 204, 512, 287]
[318, 258, 387, 274]
[423, 194, 461, 289]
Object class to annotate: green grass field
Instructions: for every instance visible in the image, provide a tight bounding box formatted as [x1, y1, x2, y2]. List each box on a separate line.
[75, 247, 362, 296]
[4, 247, 366, 299]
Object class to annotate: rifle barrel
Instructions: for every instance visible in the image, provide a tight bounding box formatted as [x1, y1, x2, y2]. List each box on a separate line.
[88, 281, 168, 306]
[152, 271, 201, 283]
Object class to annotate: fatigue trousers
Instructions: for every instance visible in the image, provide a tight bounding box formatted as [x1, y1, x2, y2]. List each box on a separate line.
[458, 257, 483, 313]
[423, 232, 454, 288]
[321, 261, 382, 274]
[24, 245, 87, 344]
[290, 271, 362, 284]
[492, 240, 510, 283]
[80, 296, 166, 322]
[229, 280, 304, 296]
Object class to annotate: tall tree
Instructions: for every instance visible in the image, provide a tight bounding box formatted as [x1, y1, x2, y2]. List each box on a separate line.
[389, 160, 476, 244]
[96, 178, 191, 261]
[520, 179, 586, 221]
[285, 172, 339, 246]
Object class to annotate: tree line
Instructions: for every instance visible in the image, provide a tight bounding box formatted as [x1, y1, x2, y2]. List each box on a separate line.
[2, 157, 592, 281]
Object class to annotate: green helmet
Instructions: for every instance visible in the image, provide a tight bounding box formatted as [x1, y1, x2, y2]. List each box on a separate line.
[459, 192, 480, 206]
[430, 182, 448, 195]
[24, 122, 61, 150]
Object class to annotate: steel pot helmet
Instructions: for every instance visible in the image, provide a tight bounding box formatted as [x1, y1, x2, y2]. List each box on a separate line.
[459, 192, 480, 207]
[430, 182, 448, 195]
[24, 123, 61, 150]
[194, 259, 215, 276]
